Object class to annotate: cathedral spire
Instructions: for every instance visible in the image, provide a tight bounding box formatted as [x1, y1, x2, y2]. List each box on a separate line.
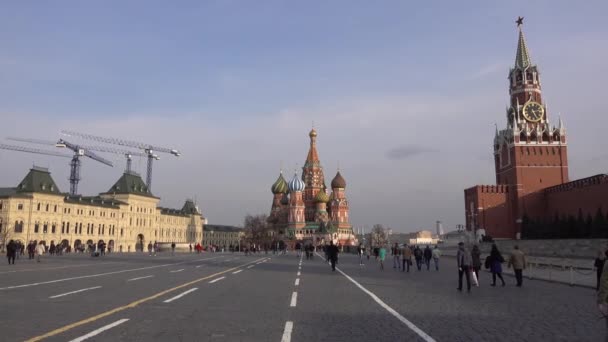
[515, 17, 532, 69]
[305, 127, 319, 166]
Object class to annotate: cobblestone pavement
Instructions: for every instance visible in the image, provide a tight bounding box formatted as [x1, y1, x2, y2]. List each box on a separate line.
[0, 251, 603, 341]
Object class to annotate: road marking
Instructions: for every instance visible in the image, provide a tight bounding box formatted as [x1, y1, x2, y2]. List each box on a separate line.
[163, 288, 198, 303]
[281, 321, 293, 342]
[195, 265, 204, 268]
[49, 286, 102, 299]
[0, 262, 122, 275]
[256, 262, 262, 265]
[170, 269, 184, 273]
[232, 270, 242, 274]
[247, 265, 255, 269]
[209, 276, 225, 284]
[294, 278, 300, 286]
[297, 271, 301, 276]
[330, 255, 436, 342]
[0, 257, 219, 291]
[23, 257, 266, 342]
[68, 318, 129, 342]
[290, 292, 298, 307]
[127, 275, 154, 282]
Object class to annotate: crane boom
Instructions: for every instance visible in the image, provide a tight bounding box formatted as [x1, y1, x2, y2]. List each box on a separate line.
[0, 143, 72, 158]
[61, 130, 181, 156]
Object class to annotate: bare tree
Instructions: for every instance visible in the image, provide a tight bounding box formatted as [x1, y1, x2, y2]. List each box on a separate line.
[243, 214, 273, 249]
[370, 224, 388, 247]
[0, 225, 12, 253]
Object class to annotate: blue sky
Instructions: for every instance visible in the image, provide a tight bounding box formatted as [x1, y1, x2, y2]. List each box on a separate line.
[1, 1, 607, 232]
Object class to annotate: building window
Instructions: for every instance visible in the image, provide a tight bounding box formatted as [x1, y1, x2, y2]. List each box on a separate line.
[46, 204, 49, 211]
[0, 201, 3, 210]
[37, 203, 41, 211]
[34, 223, 40, 233]
[62, 222, 65, 234]
[18, 204, 23, 210]
[66, 222, 70, 234]
[15, 221, 23, 233]
[120, 228, 124, 237]
[51, 224, 56, 234]
[43, 223, 48, 233]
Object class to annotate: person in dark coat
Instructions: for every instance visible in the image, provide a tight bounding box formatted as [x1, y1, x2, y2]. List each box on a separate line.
[413, 246, 423, 271]
[6, 240, 17, 265]
[489, 244, 506, 287]
[327, 241, 339, 271]
[423, 246, 433, 271]
[471, 245, 482, 280]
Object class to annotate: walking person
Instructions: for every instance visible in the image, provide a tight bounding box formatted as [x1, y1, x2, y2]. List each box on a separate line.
[327, 241, 339, 271]
[489, 244, 506, 287]
[378, 244, 387, 271]
[171, 242, 176, 256]
[471, 245, 482, 280]
[392, 243, 401, 270]
[413, 246, 423, 271]
[508, 245, 526, 287]
[432, 245, 441, 271]
[596, 261, 608, 341]
[596, 250, 607, 291]
[402, 244, 412, 272]
[6, 240, 17, 265]
[423, 245, 432, 271]
[357, 243, 365, 266]
[35, 242, 45, 263]
[456, 242, 472, 293]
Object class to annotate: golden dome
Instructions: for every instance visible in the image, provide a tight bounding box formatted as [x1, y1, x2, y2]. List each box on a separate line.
[309, 128, 317, 138]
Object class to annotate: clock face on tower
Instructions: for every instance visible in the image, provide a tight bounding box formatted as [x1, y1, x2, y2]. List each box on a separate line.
[523, 101, 544, 122]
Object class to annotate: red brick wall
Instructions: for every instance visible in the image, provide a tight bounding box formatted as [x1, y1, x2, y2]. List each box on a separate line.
[544, 175, 608, 219]
[465, 185, 512, 239]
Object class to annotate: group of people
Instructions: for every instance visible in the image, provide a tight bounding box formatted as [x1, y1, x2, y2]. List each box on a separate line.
[360, 243, 442, 272]
[456, 242, 527, 293]
[5, 240, 47, 264]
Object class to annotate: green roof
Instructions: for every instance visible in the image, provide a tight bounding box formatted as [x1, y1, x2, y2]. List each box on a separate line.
[515, 28, 531, 69]
[16, 167, 62, 195]
[181, 199, 201, 215]
[64, 196, 126, 208]
[104, 171, 156, 198]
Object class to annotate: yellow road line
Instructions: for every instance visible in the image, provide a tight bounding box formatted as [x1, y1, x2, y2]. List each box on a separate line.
[24, 257, 267, 342]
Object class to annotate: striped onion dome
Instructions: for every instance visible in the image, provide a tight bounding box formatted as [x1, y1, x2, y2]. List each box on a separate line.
[314, 190, 330, 203]
[288, 172, 305, 192]
[271, 172, 289, 194]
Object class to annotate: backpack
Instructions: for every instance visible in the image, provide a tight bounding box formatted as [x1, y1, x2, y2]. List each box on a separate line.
[484, 256, 491, 269]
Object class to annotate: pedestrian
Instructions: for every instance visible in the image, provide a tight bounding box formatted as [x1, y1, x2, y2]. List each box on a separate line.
[36, 242, 45, 263]
[357, 243, 365, 266]
[456, 242, 472, 293]
[432, 245, 441, 271]
[327, 241, 339, 271]
[28, 241, 35, 260]
[49, 242, 56, 256]
[295, 242, 302, 258]
[488, 243, 506, 287]
[596, 250, 608, 291]
[508, 245, 527, 287]
[171, 242, 176, 256]
[423, 245, 432, 271]
[413, 246, 423, 271]
[596, 261, 608, 340]
[378, 245, 387, 271]
[189, 244, 193, 253]
[366, 247, 370, 260]
[471, 245, 482, 280]
[392, 243, 401, 270]
[6, 240, 17, 265]
[402, 244, 412, 272]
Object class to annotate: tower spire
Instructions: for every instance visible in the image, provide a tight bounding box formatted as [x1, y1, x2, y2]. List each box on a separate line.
[515, 17, 532, 69]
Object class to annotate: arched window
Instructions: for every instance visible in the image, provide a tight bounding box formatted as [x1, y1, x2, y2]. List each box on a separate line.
[37, 203, 41, 211]
[51, 224, 56, 234]
[15, 221, 24, 233]
[34, 222, 40, 233]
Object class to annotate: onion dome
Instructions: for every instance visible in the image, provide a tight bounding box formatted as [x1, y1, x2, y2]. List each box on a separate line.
[288, 172, 305, 192]
[271, 172, 288, 194]
[309, 128, 317, 138]
[314, 190, 329, 203]
[331, 171, 346, 189]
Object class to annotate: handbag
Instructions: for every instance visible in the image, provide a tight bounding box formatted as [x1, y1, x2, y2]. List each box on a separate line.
[470, 269, 479, 286]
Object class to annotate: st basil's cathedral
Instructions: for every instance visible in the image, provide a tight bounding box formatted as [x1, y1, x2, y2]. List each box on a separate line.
[268, 128, 358, 247]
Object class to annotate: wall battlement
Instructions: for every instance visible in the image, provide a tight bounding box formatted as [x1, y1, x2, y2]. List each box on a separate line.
[544, 174, 608, 194]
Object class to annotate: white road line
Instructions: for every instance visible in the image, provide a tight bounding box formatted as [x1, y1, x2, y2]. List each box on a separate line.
[297, 271, 301, 276]
[290, 292, 298, 307]
[195, 265, 204, 268]
[0, 257, 218, 291]
[334, 262, 436, 342]
[295, 278, 300, 286]
[68, 318, 129, 342]
[127, 275, 154, 282]
[281, 321, 293, 342]
[209, 276, 225, 284]
[247, 265, 255, 269]
[170, 269, 184, 273]
[163, 288, 198, 303]
[49, 286, 102, 299]
[232, 270, 243, 274]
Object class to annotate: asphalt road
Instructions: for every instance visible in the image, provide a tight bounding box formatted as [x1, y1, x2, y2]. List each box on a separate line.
[0, 251, 604, 341]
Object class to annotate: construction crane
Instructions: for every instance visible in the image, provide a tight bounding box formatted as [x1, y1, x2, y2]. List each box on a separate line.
[7, 137, 147, 173]
[3, 137, 113, 195]
[61, 130, 181, 193]
[0, 143, 73, 159]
